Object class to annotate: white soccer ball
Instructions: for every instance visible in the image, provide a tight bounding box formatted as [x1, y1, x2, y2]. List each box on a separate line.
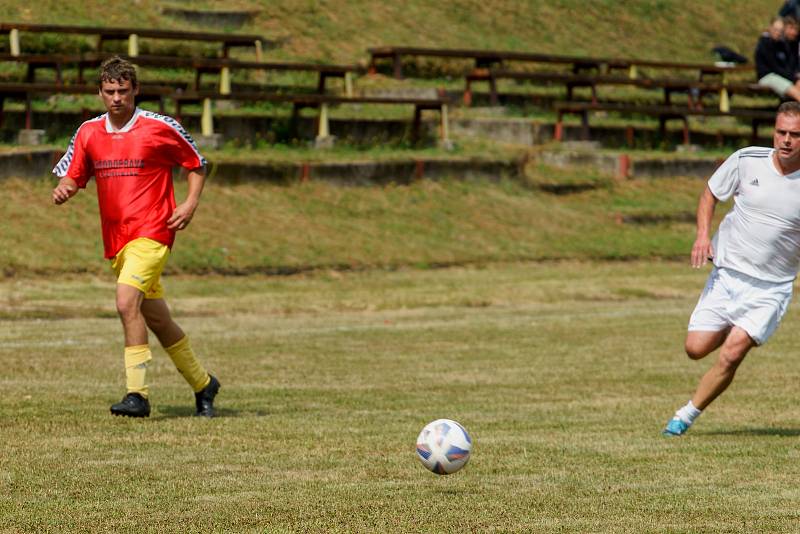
[415, 418, 472, 475]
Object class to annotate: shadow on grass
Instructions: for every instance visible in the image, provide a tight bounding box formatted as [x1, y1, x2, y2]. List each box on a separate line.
[704, 427, 800, 437]
[153, 405, 261, 419]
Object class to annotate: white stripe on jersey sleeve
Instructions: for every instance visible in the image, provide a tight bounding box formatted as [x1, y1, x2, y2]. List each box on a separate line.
[140, 110, 208, 167]
[52, 114, 106, 178]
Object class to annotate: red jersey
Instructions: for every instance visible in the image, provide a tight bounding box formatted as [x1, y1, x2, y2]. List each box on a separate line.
[54, 108, 206, 259]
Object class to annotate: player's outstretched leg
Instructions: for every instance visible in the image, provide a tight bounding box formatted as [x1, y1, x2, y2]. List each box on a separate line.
[141, 298, 221, 417]
[663, 327, 754, 437]
[662, 330, 725, 435]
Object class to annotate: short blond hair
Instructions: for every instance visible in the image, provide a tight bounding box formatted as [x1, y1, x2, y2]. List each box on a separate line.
[778, 101, 800, 118]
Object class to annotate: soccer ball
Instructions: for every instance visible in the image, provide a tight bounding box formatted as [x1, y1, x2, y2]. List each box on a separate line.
[415, 419, 472, 475]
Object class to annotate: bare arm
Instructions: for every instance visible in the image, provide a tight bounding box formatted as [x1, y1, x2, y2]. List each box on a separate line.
[52, 177, 78, 205]
[167, 166, 206, 231]
[691, 185, 718, 268]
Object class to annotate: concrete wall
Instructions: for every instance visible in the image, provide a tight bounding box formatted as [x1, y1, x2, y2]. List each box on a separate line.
[211, 158, 521, 186]
[0, 149, 60, 179]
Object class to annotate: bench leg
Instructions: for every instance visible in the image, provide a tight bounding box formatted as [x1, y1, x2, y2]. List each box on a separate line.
[317, 103, 330, 138]
[662, 116, 690, 144]
[9, 28, 20, 57]
[682, 118, 690, 145]
[317, 73, 327, 94]
[393, 53, 403, 79]
[201, 98, 214, 137]
[128, 34, 139, 57]
[220, 67, 231, 95]
[463, 79, 473, 106]
[580, 111, 589, 140]
[440, 104, 450, 144]
[489, 76, 498, 106]
[25, 94, 32, 130]
[412, 106, 422, 143]
[344, 72, 354, 97]
[555, 111, 564, 142]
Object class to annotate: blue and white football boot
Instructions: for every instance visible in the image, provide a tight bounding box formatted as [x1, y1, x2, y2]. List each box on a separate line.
[662, 417, 690, 437]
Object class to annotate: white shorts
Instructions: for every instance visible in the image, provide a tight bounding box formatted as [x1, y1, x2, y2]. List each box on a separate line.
[758, 73, 795, 96]
[688, 267, 793, 345]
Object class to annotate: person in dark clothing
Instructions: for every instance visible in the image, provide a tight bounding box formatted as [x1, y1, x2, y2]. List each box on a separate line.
[780, 0, 800, 20]
[784, 16, 800, 62]
[756, 17, 800, 101]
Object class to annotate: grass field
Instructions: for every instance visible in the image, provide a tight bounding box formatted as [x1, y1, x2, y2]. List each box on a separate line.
[3, 260, 800, 532]
[0, 1, 778, 66]
[1, 170, 710, 275]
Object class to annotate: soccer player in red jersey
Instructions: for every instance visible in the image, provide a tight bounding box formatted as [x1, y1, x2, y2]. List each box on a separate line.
[51, 56, 220, 418]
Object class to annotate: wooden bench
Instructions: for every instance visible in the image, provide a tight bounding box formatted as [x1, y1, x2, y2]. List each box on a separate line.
[553, 101, 776, 145]
[0, 53, 359, 96]
[172, 90, 451, 144]
[77, 54, 359, 96]
[0, 82, 172, 129]
[465, 69, 776, 111]
[368, 45, 751, 81]
[0, 22, 269, 59]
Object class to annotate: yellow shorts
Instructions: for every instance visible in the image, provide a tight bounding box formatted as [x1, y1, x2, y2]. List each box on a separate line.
[110, 237, 170, 299]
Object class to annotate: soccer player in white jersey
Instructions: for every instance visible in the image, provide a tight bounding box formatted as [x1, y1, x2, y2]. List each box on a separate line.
[663, 101, 800, 436]
[51, 57, 220, 418]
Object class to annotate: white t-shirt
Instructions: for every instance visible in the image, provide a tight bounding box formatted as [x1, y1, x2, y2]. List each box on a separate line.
[709, 146, 800, 283]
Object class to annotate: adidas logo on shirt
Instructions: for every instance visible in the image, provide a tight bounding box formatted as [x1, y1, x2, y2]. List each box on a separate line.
[750, 179, 759, 186]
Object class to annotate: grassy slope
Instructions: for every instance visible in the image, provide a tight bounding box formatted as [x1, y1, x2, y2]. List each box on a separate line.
[1, 167, 713, 275]
[0, 1, 778, 64]
[4, 262, 800, 532]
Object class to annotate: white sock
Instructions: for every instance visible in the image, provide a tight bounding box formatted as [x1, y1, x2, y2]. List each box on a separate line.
[675, 400, 702, 425]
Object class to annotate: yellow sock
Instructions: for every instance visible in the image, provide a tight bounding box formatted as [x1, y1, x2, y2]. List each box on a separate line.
[165, 336, 210, 392]
[124, 345, 152, 398]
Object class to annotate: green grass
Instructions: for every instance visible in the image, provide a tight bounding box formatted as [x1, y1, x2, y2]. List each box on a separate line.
[0, 1, 778, 66]
[0, 168, 719, 275]
[3, 260, 800, 532]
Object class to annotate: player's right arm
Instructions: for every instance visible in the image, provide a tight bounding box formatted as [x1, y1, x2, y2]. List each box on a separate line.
[52, 124, 94, 205]
[691, 185, 718, 268]
[52, 177, 78, 205]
